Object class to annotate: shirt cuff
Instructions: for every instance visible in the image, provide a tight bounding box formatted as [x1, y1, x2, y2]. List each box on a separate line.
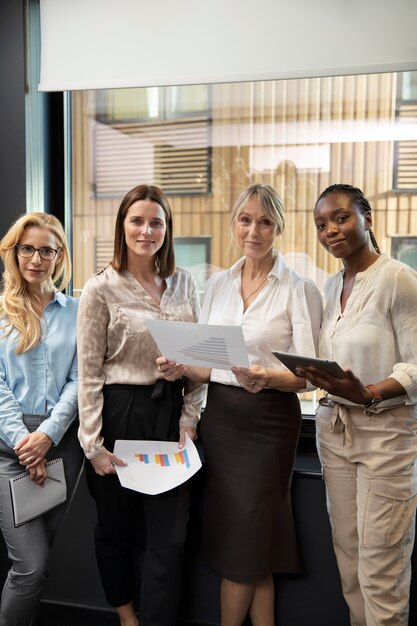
[37, 419, 63, 446]
[84, 445, 107, 460]
[389, 370, 417, 404]
[5, 426, 30, 450]
[179, 416, 198, 430]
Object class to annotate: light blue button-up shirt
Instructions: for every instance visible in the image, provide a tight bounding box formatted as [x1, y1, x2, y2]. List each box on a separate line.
[0, 292, 78, 449]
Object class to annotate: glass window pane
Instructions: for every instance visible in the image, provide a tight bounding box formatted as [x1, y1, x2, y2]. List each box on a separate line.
[70, 73, 417, 414]
[97, 87, 161, 122]
[166, 85, 209, 116]
[401, 71, 417, 101]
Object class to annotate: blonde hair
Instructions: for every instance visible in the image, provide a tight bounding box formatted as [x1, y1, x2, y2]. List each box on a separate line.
[230, 183, 286, 236]
[0, 212, 71, 353]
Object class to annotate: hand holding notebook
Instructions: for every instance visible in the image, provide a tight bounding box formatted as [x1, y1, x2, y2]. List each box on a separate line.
[9, 458, 67, 527]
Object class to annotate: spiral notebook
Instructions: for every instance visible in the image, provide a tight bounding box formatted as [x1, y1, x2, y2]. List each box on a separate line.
[9, 458, 67, 527]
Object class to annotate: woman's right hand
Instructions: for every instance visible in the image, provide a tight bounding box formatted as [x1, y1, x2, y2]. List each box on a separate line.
[90, 449, 126, 476]
[156, 356, 210, 383]
[156, 356, 187, 381]
[14, 431, 53, 468]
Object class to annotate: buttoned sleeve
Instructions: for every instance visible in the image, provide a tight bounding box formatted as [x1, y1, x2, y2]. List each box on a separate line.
[388, 265, 417, 403]
[37, 350, 78, 445]
[0, 357, 28, 449]
[198, 272, 217, 324]
[77, 275, 109, 458]
[286, 277, 323, 392]
[289, 278, 323, 358]
[179, 274, 207, 428]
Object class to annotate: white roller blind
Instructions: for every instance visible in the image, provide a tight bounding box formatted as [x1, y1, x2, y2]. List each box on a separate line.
[39, 0, 417, 92]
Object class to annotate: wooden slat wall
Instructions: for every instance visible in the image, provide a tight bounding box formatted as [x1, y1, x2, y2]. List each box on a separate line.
[72, 74, 417, 294]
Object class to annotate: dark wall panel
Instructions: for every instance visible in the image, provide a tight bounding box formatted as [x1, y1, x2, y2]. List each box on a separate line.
[0, 466, 351, 626]
[0, 0, 26, 236]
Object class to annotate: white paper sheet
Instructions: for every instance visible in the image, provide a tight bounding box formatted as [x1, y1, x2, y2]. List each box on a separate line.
[113, 434, 202, 495]
[146, 320, 250, 369]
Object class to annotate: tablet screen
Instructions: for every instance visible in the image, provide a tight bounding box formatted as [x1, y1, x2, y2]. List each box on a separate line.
[272, 351, 345, 379]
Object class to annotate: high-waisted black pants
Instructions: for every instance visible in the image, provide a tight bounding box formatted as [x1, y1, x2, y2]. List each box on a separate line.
[86, 382, 189, 626]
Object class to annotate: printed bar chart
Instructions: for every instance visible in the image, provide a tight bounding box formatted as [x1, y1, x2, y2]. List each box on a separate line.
[135, 453, 150, 464]
[175, 450, 191, 468]
[114, 435, 202, 494]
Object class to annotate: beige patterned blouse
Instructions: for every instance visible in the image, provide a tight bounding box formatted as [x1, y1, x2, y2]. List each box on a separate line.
[77, 265, 205, 458]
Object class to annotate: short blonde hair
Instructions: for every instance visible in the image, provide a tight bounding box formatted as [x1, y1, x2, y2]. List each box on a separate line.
[0, 212, 71, 353]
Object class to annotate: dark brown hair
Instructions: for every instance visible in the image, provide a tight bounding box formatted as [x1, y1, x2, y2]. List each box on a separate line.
[111, 184, 175, 278]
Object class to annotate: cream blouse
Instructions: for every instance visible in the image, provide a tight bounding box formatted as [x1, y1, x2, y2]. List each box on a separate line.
[319, 254, 417, 410]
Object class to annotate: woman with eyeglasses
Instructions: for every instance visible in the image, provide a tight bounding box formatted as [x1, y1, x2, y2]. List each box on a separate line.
[0, 212, 83, 626]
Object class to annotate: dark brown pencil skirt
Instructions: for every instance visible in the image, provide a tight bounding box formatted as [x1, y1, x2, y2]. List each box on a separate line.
[200, 381, 302, 583]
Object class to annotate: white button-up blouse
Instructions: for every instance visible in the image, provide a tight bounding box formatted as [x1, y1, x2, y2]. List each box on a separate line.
[199, 252, 323, 387]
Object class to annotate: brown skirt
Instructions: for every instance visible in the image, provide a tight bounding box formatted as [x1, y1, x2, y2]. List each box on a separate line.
[200, 382, 302, 583]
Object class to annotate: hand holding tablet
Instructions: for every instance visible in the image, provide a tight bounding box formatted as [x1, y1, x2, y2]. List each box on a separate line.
[272, 351, 345, 379]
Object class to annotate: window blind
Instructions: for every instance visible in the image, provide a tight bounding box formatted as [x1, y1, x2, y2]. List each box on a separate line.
[39, 0, 417, 92]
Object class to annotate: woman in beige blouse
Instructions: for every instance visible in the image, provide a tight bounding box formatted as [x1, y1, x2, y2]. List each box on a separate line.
[299, 184, 417, 626]
[77, 184, 205, 626]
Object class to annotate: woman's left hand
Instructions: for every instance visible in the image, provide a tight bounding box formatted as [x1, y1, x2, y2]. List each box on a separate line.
[14, 432, 53, 468]
[232, 365, 269, 393]
[298, 366, 369, 404]
[179, 427, 197, 449]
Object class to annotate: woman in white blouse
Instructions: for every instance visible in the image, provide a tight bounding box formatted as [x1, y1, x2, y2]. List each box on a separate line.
[158, 183, 322, 626]
[298, 184, 417, 626]
[77, 185, 205, 626]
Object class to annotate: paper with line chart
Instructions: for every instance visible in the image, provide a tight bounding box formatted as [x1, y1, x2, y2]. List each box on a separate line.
[114, 434, 202, 495]
[146, 320, 250, 370]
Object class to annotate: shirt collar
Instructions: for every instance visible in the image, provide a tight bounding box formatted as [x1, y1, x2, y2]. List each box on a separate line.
[227, 251, 286, 281]
[52, 291, 67, 307]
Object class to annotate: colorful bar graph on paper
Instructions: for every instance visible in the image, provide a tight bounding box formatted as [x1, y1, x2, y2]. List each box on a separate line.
[135, 451, 191, 469]
[135, 453, 149, 464]
[154, 453, 170, 467]
[175, 450, 191, 469]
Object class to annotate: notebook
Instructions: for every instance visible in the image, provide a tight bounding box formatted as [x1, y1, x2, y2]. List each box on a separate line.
[9, 457, 67, 527]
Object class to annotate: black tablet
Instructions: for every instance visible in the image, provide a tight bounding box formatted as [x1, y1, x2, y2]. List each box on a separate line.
[272, 351, 345, 379]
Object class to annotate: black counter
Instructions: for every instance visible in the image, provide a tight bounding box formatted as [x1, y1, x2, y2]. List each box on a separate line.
[1, 418, 416, 626]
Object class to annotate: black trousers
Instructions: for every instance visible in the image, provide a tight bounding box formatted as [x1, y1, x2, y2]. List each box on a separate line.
[86, 383, 190, 626]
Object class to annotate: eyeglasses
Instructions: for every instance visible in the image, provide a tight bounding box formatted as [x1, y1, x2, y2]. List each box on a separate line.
[16, 245, 61, 261]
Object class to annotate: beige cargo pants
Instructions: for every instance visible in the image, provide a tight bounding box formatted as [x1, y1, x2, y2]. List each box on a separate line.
[316, 402, 417, 626]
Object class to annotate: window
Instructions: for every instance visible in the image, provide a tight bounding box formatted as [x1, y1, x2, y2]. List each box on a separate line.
[393, 71, 417, 191]
[94, 86, 211, 198]
[70, 72, 417, 413]
[391, 235, 417, 270]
